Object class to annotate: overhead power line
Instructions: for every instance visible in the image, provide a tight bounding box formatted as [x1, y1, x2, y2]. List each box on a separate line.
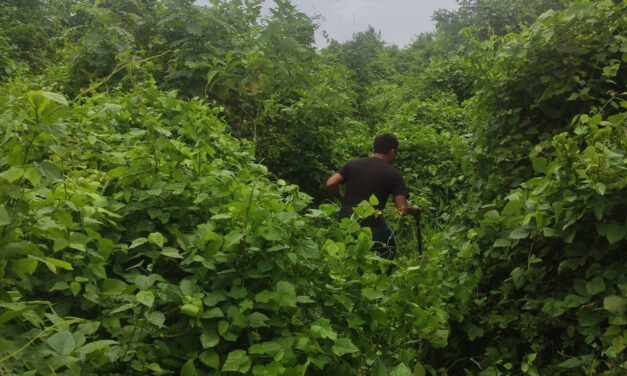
[336, 0, 344, 41]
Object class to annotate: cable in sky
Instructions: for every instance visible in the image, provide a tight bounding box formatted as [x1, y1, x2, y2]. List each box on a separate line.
[336, 0, 344, 41]
[351, 0, 357, 35]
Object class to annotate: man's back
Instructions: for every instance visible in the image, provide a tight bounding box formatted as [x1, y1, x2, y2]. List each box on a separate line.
[337, 157, 408, 222]
[326, 133, 420, 261]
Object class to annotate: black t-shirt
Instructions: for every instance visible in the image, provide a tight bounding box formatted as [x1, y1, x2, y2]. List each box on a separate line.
[337, 157, 409, 225]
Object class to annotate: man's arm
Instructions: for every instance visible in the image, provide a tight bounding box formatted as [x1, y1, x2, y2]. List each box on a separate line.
[394, 195, 421, 217]
[326, 173, 344, 201]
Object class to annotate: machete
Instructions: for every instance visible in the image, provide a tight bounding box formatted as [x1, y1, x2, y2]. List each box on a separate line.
[415, 212, 424, 253]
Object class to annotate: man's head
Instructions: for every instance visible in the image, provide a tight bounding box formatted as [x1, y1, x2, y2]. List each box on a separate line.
[373, 133, 399, 162]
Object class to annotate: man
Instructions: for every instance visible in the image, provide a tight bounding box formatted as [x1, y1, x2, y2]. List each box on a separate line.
[326, 133, 421, 259]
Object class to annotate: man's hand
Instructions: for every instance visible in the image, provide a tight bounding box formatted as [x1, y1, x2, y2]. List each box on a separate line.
[326, 173, 344, 201]
[403, 205, 422, 218]
[394, 195, 421, 217]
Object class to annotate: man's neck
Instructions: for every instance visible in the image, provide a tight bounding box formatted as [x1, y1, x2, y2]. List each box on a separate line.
[373, 153, 393, 164]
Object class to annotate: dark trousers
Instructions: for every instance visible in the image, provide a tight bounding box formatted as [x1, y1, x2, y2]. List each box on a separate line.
[370, 223, 396, 260]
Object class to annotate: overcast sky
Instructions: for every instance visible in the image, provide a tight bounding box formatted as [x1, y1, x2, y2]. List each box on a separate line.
[278, 0, 460, 47]
[197, 1, 460, 48]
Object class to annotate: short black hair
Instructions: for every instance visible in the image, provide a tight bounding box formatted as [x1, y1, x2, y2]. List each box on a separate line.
[373, 133, 399, 154]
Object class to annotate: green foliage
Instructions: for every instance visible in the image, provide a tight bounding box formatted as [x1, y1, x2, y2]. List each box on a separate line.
[1, 0, 626, 375]
[325, 0, 626, 374]
[432, 0, 566, 48]
[0, 82, 452, 375]
[0, 0, 63, 79]
[0, 0, 356, 200]
[424, 1, 627, 374]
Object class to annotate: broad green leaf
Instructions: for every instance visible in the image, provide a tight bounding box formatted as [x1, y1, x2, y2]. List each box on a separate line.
[181, 304, 200, 317]
[297, 295, 315, 304]
[11, 258, 38, 275]
[609, 314, 627, 325]
[362, 288, 383, 301]
[558, 357, 585, 368]
[218, 320, 229, 336]
[510, 267, 525, 289]
[529, 255, 542, 264]
[413, 362, 426, 376]
[603, 296, 627, 314]
[372, 360, 388, 376]
[224, 231, 244, 249]
[541, 28, 554, 42]
[147, 232, 167, 248]
[161, 247, 182, 258]
[47, 331, 76, 355]
[24, 167, 42, 186]
[276, 281, 297, 308]
[5, 167, 24, 183]
[605, 221, 625, 244]
[40, 257, 73, 272]
[331, 338, 359, 356]
[181, 359, 198, 376]
[531, 157, 547, 173]
[102, 279, 128, 295]
[136, 291, 155, 307]
[311, 320, 337, 341]
[562, 295, 587, 308]
[146, 181, 165, 196]
[222, 350, 251, 373]
[509, 227, 530, 240]
[464, 324, 484, 341]
[249, 341, 281, 356]
[368, 194, 379, 205]
[202, 307, 224, 319]
[227, 287, 248, 299]
[542, 298, 565, 317]
[147, 363, 164, 373]
[493, 238, 511, 248]
[135, 275, 157, 290]
[110, 303, 134, 315]
[53, 237, 69, 252]
[543, 227, 560, 237]
[70, 282, 81, 296]
[129, 238, 147, 249]
[249, 312, 270, 328]
[42, 91, 69, 106]
[69, 232, 89, 252]
[255, 290, 276, 303]
[204, 291, 228, 306]
[390, 363, 412, 376]
[354, 232, 372, 257]
[502, 199, 523, 215]
[200, 329, 220, 348]
[252, 361, 286, 376]
[36, 161, 61, 180]
[484, 210, 500, 221]
[199, 350, 220, 369]
[0, 206, 11, 226]
[577, 309, 604, 327]
[180, 278, 200, 296]
[585, 277, 605, 296]
[106, 166, 126, 178]
[145, 311, 165, 327]
[75, 340, 117, 355]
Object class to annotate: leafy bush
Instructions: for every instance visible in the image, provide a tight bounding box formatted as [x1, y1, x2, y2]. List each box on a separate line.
[0, 82, 421, 375]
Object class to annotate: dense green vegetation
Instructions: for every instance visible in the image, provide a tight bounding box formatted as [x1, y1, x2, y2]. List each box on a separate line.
[0, 0, 625, 375]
